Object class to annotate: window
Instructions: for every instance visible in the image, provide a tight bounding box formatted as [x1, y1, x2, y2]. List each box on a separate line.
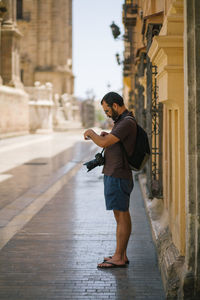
[20, 69, 24, 83]
[17, 0, 23, 20]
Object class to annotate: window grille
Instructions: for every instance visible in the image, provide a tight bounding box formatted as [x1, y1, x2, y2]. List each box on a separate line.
[146, 61, 163, 198]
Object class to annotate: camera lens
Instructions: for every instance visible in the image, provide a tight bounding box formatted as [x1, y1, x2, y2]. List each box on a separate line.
[83, 152, 104, 172]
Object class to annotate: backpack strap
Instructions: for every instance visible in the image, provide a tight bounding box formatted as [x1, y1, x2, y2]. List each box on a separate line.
[124, 115, 137, 124]
[119, 115, 137, 168]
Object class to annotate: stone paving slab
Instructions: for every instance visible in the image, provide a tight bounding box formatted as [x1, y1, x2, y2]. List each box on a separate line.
[0, 132, 99, 251]
[0, 158, 165, 299]
[0, 131, 100, 209]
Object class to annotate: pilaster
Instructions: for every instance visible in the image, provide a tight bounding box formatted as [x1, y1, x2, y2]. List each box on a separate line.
[183, 0, 200, 297]
[37, 0, 52, 69]
[0, 0, 7, 85]
[35, 0, 74, 96]
[148, 0, 186, 298]
[51, 0, 61, 68]
[148, 35, 183, 104]
[1, 0, 23, 88]
[1, 25, 22, 88]
[3, 0, 14, 25]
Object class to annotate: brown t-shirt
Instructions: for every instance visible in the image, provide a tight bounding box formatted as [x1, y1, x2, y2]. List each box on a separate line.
[102, 110, 137, 179]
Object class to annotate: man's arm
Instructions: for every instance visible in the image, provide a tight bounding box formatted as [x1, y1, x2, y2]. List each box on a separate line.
[84, 129, 119, 148]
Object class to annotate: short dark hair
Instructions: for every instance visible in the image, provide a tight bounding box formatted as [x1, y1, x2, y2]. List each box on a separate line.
[101, 92, 124, 107]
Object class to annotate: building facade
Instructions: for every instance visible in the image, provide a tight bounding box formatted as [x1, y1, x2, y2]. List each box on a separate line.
[122, 0, 200, 298]
[0, 0, 76, 137]
[0, 0, 29, 137]
[17, 0, 74, 96]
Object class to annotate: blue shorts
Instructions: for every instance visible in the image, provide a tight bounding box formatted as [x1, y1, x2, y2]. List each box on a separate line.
[104, 175, 134, 212]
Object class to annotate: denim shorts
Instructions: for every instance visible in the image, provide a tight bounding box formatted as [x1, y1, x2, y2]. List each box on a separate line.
[104, 175, 134, 212]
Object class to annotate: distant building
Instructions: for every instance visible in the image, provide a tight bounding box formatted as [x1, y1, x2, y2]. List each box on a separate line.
[0, 0, 78, 137]
[17, 0, 74, 96]
[81, 99, 95, 128]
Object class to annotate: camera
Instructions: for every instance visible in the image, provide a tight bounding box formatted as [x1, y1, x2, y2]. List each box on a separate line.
[84, 151, 105, 172]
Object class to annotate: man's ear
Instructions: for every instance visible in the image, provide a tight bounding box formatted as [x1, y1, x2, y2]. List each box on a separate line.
[112, 103, 118, 110]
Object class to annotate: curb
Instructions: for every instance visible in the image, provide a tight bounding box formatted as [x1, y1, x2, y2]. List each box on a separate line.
[138, 173, 185, 299]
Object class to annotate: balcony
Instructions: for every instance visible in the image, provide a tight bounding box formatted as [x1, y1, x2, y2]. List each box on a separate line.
[123, 0, 138, 27]
[124, 0, 138, 14]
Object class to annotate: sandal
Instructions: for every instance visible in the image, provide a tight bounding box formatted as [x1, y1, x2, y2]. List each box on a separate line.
[104, 256, 129, 264]
[97, 261, 127, 269]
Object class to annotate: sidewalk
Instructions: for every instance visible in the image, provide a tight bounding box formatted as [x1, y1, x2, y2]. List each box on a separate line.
[0, 132, 165, 299]
[0, 131, 97, 250]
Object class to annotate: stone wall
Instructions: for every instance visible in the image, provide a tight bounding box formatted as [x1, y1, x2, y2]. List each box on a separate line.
[0, 86, 29, 137]
[25, 82, 54, 133]
[183, 0, 200, 298]
[0, 0, 75, 137]
[122, 0, 200, 298]
[0, 0, 29, 138]
[17, 0, 74, 96]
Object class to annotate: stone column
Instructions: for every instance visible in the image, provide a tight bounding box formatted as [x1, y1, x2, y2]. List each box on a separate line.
[37, 0, 52, 69]
[35, 0, 74, 96]
[0, 0, 7, 84]
[2, 0, 12, 24]
[67, 0, 72, 63]
[51, 0, 61, 67]
[59, 0, 66, 67]
[58, 0, 72, 67]
[183, 0, 200, 297]
[1, 0, 23, 87]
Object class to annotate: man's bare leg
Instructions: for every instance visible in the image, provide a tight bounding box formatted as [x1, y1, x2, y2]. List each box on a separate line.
[104, 210, 131, 261]
[116, 210, 131, 259]
[98, 210, 132, 267]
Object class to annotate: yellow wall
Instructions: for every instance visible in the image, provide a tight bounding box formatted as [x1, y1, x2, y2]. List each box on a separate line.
[148, 0, 185, 254]
[142, 0, 164, 17]
[123, 77, 131, 107]
[142, 0, 174, 17]
[123, 0, 186, 255]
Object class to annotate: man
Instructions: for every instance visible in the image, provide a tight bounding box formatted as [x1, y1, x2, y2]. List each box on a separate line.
[84, 92, 137, 268]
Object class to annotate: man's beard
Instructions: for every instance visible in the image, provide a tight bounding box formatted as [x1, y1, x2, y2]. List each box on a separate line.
[110, 107, 119, 121]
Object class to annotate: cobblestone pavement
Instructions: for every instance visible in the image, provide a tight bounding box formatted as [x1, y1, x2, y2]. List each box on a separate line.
[0, 134, 165, 299]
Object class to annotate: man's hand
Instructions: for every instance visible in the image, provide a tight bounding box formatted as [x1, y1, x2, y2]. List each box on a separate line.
[84, 129, 94, 140]
[83, 128, 119, 148]
[100, 131, 109, 137]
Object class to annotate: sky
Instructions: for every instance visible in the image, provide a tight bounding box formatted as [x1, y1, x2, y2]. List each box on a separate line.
[73, 0, 124, 100]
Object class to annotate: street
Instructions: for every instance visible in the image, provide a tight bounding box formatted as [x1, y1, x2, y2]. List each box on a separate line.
[0, 132, 165, 299]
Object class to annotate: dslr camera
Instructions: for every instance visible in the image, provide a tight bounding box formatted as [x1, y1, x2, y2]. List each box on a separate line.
[84, 150, 105, 172]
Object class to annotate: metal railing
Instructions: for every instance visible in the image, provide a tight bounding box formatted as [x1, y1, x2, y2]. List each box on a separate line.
[146, 62, 163, 199]
[151, 65, 163, 198]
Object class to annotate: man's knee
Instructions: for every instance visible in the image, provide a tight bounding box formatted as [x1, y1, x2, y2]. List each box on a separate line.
[113, 210, 120, 222]
[114, 210, 130, 221]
